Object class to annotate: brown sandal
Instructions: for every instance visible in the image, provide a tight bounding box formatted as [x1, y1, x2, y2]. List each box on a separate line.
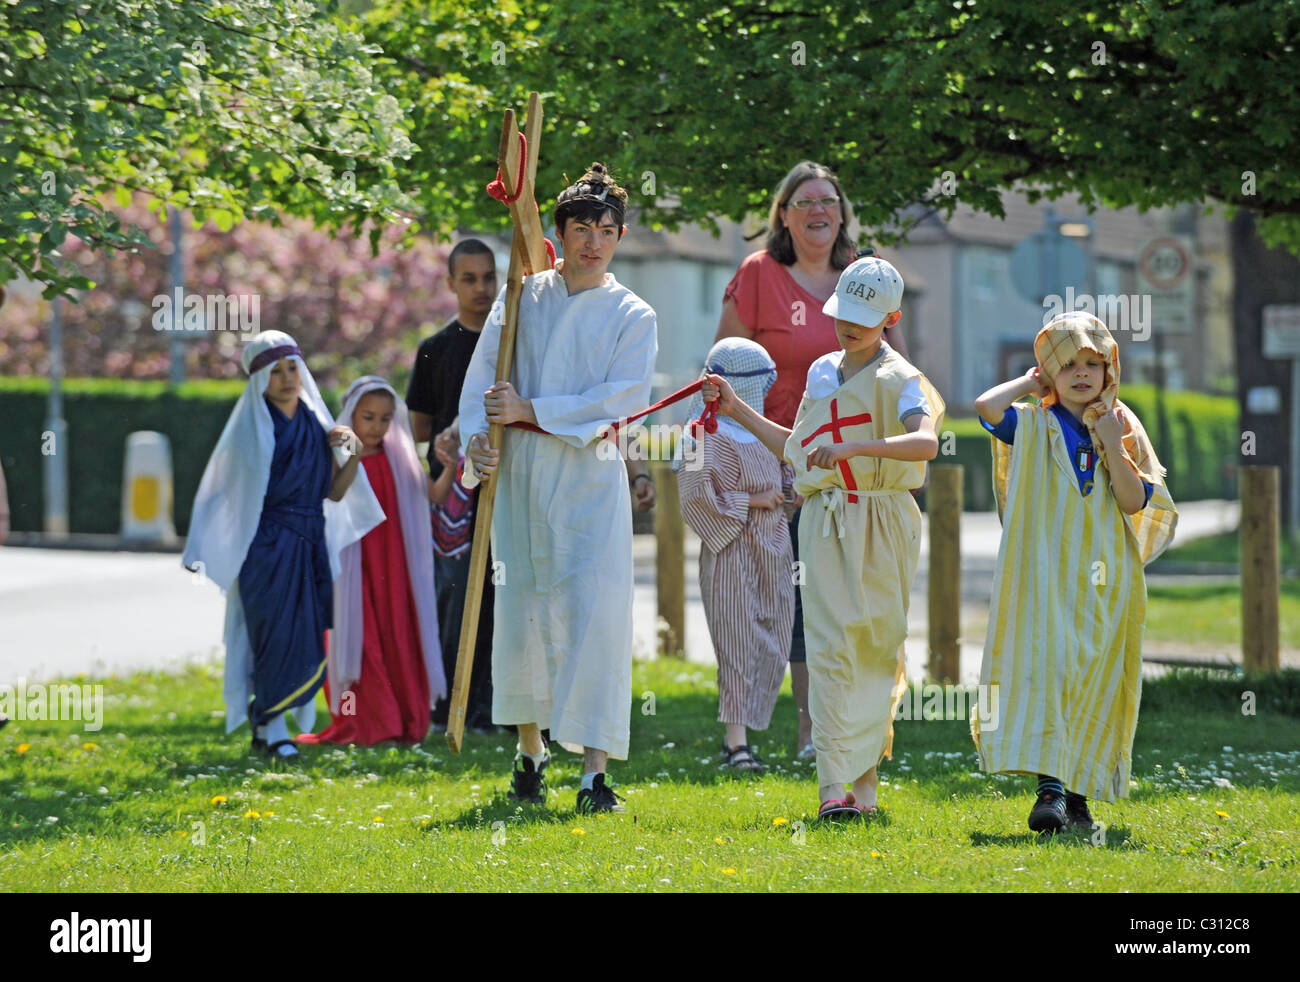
[720, 742, 766, 771]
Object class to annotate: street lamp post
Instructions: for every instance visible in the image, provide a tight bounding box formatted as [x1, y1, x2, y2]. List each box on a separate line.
[169, 206, 185, 385]
[44, 293, 69, 537]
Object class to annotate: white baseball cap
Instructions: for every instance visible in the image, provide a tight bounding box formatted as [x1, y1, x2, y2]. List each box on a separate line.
[822, 256, 904, 328]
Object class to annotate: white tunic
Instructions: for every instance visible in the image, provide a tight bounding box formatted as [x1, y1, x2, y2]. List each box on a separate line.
[459, 268, 658, 758]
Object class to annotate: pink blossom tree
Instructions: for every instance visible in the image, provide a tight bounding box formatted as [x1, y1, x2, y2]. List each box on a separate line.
[0, 195, 461, 390]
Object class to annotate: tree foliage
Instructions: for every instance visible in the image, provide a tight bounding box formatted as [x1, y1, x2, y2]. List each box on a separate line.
[1, 0, 414, 297]
[4, 0, 1299, 307]
[364, 0, 1300, 251]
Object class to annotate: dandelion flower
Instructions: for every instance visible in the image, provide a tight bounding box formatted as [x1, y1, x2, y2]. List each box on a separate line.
[373, 816, 383, 823]
[15, 744, 30, 755]
[243, 810, 260, 819]
[572, 827, 586, 836]
[264, 811, 276, 817]
[82, 742, 98, 751]
[210, 795, 228, 805]
[1215, 810, 1229, 819]
[870, 850, 884, 858]
[772, 817, 789, 827]
[714, 837, 726, 845]
[721, 867, 737, 875]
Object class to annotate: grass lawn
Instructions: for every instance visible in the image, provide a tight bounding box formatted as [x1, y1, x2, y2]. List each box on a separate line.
[2, 662, 1297, 892]
[1158, 530, 1300, 568]
[1144, 580, 1300, 649]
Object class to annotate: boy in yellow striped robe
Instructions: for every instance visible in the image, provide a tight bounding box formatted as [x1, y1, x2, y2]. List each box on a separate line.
[704, 257, 945, 821]
[973, 312, 1177, 833]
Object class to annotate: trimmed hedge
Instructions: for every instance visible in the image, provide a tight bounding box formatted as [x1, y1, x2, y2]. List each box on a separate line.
[0, 378, 1238, 534]
[937, 384, 1239, 510]
[0, 376, 339, 535]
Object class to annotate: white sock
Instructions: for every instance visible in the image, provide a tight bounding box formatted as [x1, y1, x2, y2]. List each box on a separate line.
[581, 771, 601, 791]
[519, 745, 547, 768]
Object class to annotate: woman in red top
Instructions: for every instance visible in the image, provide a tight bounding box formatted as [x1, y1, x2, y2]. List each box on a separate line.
[716, 160, 908, 761]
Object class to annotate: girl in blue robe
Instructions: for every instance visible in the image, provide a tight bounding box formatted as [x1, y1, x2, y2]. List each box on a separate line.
[183, 331, 382, 761]
[239, 394, 336, 731]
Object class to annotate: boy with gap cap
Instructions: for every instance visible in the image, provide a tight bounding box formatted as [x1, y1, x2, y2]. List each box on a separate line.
[704, 257, 944, 820]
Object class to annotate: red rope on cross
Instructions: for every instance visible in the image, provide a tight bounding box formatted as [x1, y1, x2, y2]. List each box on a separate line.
[485, 133, 558, 268]
[486, 132, 528, 204]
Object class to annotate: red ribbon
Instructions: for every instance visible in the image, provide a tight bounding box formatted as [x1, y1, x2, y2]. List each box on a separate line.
[506, 378, 718, 440]
[486, 133, 557, 270]
[486, 133, 528, 204]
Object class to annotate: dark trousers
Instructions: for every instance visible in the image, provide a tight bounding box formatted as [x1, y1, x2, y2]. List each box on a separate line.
[432, 549, 495, 729]
[788, 507, 806, 663]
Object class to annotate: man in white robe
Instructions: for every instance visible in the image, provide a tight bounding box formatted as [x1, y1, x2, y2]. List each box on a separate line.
[460, 164, 658, 813]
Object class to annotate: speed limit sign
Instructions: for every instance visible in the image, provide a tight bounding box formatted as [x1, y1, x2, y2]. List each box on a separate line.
[1137, 236, 1196, 332]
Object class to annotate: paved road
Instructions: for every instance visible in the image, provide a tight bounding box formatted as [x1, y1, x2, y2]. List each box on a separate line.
[0, 500, 1251, 683]
[636, 498, 1247, 682]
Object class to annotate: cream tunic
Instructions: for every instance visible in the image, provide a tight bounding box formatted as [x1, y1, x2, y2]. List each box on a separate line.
[786, 344, 945, 787]
[459, 269, 658, 758]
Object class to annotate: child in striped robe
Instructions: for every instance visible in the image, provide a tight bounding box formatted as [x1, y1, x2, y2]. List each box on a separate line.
[973, 312, 1177, 834]
[676, 338, 796, 771]
[428, 419, 495, 733]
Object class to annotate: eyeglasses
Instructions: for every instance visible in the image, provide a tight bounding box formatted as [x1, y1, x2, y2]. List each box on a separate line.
[785, 195, 840, 211]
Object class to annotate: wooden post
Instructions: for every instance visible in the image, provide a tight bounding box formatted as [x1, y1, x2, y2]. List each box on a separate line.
[653, 459, 686, 658]
[1241, 465, 1280, 673]
[447, 93, 550, 754]
[927, 463, 962, 684]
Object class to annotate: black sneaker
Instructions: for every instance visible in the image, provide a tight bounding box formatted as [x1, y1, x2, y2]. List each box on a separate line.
[1065, 792, 1095, 830]
[1028, 790, 1068, 834]
[575, 773, 625, 814]
[508, 752, 549, 805]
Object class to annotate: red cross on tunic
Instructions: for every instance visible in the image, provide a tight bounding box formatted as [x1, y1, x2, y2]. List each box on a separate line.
[799, 397, 873, 503]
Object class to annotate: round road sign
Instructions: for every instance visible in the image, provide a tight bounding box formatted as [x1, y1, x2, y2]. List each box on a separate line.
[1137, 237, 1192, 290]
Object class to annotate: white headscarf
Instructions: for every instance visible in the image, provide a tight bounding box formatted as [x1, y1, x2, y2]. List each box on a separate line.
[182, 330, 385, 733]
[328, 376, 445, 711]
[675, 337, 778, 470]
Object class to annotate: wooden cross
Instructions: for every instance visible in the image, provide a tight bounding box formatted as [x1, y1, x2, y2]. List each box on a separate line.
[446, 92, 552, 753]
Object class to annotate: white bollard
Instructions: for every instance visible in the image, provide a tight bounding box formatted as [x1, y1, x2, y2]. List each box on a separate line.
[120, 431, 177, 544]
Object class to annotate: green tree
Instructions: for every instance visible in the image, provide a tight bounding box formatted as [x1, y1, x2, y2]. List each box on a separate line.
[1, 0, 414, 297]
[365, 0, 1300, 252]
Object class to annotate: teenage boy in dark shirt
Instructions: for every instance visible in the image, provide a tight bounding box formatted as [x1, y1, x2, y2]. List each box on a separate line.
[407, 239, 498, 733]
